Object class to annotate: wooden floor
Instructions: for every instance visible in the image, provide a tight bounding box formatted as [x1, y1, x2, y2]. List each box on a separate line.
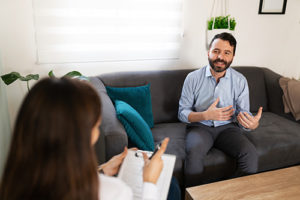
[185, 166, 300, 200]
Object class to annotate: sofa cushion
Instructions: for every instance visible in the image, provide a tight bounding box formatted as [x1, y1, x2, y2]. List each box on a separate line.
[279, 77, 300, 121]
[106, 84, 154, 128]
[115, 100, 155, 151]
[245, 112, 300, 171]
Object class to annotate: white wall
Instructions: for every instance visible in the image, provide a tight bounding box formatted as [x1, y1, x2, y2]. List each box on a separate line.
[182, 0, 300, 75]
[1, 0, 300, 127]
[0, 52, 11, 178]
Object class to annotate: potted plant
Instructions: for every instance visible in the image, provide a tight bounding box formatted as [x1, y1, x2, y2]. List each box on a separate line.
[206, 15, 236, 48]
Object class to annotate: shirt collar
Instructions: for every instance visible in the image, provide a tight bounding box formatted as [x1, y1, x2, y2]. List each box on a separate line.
[205, 65, 213, 77]
[205, 64, 232, 79]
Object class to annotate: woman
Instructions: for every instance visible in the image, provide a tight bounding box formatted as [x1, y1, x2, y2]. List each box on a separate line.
[0, 78, 168, 200]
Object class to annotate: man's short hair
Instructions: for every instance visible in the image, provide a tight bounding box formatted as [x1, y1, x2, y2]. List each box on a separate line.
[209, 32, 237, 55]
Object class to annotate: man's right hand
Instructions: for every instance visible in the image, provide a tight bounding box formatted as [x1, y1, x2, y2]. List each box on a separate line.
[187, 97, 234, 122]
[205, 97, 234, 121]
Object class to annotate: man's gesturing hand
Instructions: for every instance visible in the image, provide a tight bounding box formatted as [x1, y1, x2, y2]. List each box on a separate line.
[205, 97, 234, 121]
[237, 107, 263, 130]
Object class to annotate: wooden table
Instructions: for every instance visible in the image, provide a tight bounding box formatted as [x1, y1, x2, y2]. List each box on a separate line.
[185, 166, 300, 200]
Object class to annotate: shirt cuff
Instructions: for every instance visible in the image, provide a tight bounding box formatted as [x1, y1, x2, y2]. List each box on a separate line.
[179, 110, 192, 123]
[142, 182, 158, 200]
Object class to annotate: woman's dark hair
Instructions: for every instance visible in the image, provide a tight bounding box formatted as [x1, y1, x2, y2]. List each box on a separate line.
[209, 32, 237, 55]
[0, 78, 102, 200]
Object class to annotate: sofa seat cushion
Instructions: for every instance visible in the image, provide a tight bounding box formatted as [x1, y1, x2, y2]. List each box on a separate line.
[151, 122, 187, 183]
[245, 112, 300, 171]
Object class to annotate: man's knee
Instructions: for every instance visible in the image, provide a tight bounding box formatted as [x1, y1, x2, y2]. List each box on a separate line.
[185, 127, 213, 153]
[238, 143, 258, 174]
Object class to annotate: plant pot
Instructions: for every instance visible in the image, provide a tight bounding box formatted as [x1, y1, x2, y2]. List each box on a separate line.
[206, 29, 234, 49]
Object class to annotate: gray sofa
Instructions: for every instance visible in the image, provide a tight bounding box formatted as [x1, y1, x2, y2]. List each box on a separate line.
[90, 66, 300, 188]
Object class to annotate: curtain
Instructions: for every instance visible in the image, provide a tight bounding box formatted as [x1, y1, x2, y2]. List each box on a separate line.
[32, 0, 183, 63]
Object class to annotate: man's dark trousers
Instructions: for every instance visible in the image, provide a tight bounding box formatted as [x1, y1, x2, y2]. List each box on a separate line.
[184, 122, 258, 187]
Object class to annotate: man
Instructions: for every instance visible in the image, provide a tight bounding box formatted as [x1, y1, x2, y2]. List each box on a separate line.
[178, 32, 262, 187]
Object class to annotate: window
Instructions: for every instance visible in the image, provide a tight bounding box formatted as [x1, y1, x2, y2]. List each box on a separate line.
[33, 0, 183, 64]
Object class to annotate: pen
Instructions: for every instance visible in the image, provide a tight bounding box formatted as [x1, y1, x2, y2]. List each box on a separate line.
[149, 141, 162, 160]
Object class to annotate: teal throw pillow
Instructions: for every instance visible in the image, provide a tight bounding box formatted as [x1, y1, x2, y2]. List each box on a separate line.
[106, 84, 154, 128]
[115, 100, 155, 151]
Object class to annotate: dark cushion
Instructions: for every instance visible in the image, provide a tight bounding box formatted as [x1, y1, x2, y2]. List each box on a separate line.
[245, 112, 300, 171]
[115, 100, 155, 151]
[106, 84, 154, 128]
[233, 67, 268, 112]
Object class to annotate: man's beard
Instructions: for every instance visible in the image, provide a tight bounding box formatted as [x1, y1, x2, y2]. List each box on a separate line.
[208, 58, 232, 73]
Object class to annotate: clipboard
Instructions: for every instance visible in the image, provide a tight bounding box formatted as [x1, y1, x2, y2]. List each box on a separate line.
[117, 150, 176, 200]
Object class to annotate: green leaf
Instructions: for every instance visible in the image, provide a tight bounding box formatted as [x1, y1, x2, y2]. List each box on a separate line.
[48, 70, 88, 81]
[1, 72, 21, 85]
[1, 72, 39, 86]
[48, 70, 55, 78]
[20, 74, 40, 81]
[63, 71, 82, 78]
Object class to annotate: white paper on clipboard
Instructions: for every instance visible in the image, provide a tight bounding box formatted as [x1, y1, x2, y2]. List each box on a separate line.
[117, 150, 176, 200]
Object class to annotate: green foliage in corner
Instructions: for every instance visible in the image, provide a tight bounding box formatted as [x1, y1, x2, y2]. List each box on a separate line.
[207, 15, 236, 31]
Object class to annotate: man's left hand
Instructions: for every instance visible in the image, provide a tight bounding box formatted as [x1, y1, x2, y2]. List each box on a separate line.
[237, 107, 263, 130]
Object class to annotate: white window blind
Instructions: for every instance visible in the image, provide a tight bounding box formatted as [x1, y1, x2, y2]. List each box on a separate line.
[32, 0, 183, 64]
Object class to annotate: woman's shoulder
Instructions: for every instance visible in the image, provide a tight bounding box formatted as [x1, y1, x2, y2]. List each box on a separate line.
[99, 174, 133, 200]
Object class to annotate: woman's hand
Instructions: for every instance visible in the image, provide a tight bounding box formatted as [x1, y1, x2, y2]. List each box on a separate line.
[99, 147, 137, 176]
[142, 138, 169, 184]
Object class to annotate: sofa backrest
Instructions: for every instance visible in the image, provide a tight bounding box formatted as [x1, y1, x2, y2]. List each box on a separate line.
[99, 69, 192, 124]
[98, 66, 271, 124]
[233, 66, 268, 112]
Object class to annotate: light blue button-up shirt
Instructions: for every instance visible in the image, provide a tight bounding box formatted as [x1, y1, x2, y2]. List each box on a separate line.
[178, 65, 251, 127]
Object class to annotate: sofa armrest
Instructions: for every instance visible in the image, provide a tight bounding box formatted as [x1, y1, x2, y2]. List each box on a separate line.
[263, 68, 300, 124]
[89, 77, 128, 161]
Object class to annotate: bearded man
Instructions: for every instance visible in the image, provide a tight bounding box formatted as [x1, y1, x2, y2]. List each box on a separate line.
[178, 32, 263, 187]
